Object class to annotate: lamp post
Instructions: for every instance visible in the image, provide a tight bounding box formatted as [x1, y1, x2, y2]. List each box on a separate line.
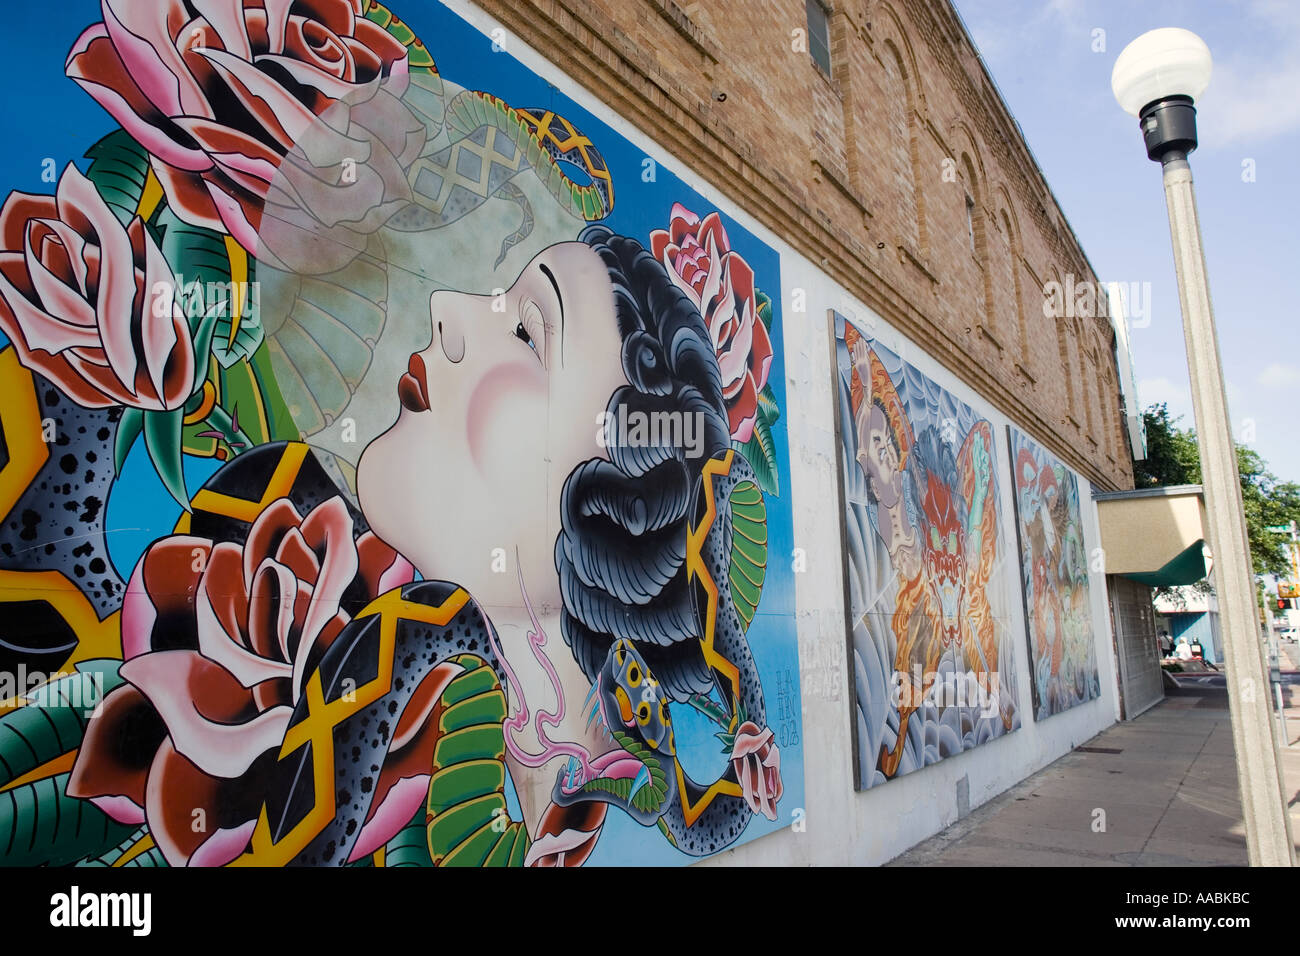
[1112, 28, 1295, 866]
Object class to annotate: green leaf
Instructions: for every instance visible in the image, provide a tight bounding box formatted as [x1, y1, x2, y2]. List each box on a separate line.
[757, 384, 780, 425]
[0, 774, 136, 867]
[84, 129, 153, 226]
[155, 207, 263, 366]
[755, 289, 773, 331]
[632, 777, 668, 815]
[728, 479, 768, 631]
[688, 692, 730, 728]
[73, 658, 125, 686]
[733, 413, 779, 497]
[710, 695, 748, 753]
[120, 845, 170, 867]
[76, 825, 151, 867]
[209, 272, 263, 368]
[0, 665, 124, 788]
[384, 807, 434, 867]
[190, 299, 223, 383]
[113, 407, 144, 476]
[143, 407, 189, 511]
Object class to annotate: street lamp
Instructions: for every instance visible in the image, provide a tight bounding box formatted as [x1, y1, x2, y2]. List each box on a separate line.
[1112, 28, 1295, 866]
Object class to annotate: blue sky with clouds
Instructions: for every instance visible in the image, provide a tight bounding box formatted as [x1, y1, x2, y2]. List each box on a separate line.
[952, 0, 1300, 483]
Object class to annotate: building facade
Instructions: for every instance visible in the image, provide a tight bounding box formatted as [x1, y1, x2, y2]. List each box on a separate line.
[476, 0, 1135, 493]
[1156, 587, 1224, 665]
[0, 0, 1132, 868]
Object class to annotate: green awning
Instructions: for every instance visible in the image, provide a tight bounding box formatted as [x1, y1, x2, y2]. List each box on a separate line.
[1095, 485, 1209, 585]
[1120, 539, 1208, 588]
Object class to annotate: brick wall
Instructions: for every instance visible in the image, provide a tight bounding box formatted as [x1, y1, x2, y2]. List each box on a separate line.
[472, 0, 1134, 491]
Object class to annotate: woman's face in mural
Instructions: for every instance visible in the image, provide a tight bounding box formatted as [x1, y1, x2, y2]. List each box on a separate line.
[357, 241, 627, 607]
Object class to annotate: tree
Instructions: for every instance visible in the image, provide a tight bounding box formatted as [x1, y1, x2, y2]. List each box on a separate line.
[1238, 447, 1300, 579]
[1134, 403, 1300, 579]
[1133, 403, 1200, 488]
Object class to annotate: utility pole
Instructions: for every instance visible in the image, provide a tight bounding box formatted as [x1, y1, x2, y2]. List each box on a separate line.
[1113, 28, 1296, 865]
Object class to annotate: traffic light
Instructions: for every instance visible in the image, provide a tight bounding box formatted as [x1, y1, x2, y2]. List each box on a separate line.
[1280, 599, 1288, 611]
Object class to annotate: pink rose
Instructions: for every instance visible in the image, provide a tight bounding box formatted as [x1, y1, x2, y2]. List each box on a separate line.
[67, 495, 415, 866]
[65, 0, 410, 252]
[0, 164, 194, 411]
[730, 720, 783, 821]
[650, 203, 774, 443]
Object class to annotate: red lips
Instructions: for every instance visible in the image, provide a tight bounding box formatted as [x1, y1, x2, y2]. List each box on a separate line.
[398, 352, 430, 413]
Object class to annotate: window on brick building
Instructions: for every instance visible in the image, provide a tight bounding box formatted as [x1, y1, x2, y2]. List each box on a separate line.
[806, 0, 832, 76]
[965, 194, 977, 255]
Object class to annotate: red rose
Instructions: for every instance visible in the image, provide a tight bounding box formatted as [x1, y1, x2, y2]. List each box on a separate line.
[0, 164, 194, 410]
[650, 202, 773, 443]
[65, 0, 411, 252]
[730, 720, 783, 821]
[67, 495, 416, 866]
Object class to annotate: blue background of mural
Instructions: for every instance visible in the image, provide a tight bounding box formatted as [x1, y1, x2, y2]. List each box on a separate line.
[0, 0, 803, 865]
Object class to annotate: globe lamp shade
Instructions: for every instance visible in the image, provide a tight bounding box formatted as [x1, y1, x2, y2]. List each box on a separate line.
[1112, 27, 1212, 117]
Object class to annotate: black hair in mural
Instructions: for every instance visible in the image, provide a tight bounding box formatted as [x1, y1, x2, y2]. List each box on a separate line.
[554, 224, 733, 702]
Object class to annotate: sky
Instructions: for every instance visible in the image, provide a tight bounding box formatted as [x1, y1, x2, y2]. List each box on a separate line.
[952, 0, 1300, 485]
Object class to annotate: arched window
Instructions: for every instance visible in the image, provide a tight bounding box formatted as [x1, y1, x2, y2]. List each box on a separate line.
[960, 153, 995, 341]
[872, 6, 928, 258]
[806, 0, 833, 75]
[998, 203, 1026, 363]
[880, 39, 920, 252]
[1050, 268, 1079, 431]
[1083, 342, 1099, 448]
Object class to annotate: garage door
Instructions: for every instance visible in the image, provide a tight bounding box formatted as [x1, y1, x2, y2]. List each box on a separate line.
[1108, 575, 1164, 719]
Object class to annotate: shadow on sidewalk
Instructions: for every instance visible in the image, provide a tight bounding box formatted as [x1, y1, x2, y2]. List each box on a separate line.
[885, 683, 1289, 867]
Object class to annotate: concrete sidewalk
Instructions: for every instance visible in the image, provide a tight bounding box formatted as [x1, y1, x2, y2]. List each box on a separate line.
[1282, 640, 1300, 749]
[888, 678, 1300, 866]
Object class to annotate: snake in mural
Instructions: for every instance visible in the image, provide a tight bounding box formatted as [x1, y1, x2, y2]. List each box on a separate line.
[38, 434, 769, 867]
[548, 451, 770, 857]
[0, 0, 792, 866]
[394, 90, 615, 267]
[0, 424, 774, 866]
[367, 0, 616, 241]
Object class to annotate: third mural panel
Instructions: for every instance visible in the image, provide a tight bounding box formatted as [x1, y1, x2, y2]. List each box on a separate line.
[1008, 426, 1102, 721]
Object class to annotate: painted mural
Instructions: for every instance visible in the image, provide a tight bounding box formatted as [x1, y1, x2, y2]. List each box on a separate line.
[832, 312, 1020, 790]
[1008, 426, 1100, 720]
[0, 0, 802, 867]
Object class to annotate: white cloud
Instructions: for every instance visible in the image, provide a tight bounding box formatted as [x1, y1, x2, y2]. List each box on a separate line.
[1258, 362, 1300, 388]
[955, 0, 1085, 72]
[1201, 64, 1300, 145]
[1137, 375, 1192, 421]
[1138, 376, 1258, 445]
[1044, 0, 1088, 32]
[1198, 0, 1300, 144]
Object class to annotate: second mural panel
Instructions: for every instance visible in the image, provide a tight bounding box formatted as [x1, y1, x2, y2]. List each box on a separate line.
[831, 312, 1023, 791]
